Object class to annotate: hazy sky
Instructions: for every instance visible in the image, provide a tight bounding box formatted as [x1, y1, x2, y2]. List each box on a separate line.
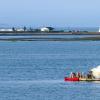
[0, 0, 100, 27]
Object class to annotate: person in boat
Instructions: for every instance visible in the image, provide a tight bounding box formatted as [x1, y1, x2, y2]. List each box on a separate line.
[81, 72, 85, 78]
[70, 72, 85, 78]
[73, 73, 76, 77]
[70, 72, 76, 78]
[70, 72, 73, 78]
[87, 71, 94, 79]
[76, 72, 86, 78]
[76, 72, 81, 78]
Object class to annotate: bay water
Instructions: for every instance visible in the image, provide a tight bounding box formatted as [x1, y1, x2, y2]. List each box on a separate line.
[0, 35, 100, 100]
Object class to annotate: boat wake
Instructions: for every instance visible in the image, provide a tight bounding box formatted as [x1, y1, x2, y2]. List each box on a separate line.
[0, 80, 64, 84]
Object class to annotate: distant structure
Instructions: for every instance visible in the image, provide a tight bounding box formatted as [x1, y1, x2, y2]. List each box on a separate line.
[99, 27, 100, 32]
[15, 28, 24, 32]
[0, 27, 27, 32]
[40, 27, 54, 32]
[0, 28, 13, 32]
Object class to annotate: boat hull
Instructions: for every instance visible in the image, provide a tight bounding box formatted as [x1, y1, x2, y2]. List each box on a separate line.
[79, 78, 100, 81]
[64, 77, 100, 82]
[64, 77, 79, 81]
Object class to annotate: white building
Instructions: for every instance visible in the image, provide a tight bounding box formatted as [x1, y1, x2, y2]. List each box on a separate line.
[0, 29, 13, 32]
[99, 27, 100, 32]
[40, 27, 54, 32]
[15, 28, 24, 32]
[40, 27, 50, 32]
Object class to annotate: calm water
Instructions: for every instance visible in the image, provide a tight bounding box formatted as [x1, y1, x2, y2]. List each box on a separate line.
[0, 36, 100, 100]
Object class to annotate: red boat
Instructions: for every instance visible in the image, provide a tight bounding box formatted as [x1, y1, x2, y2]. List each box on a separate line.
[64, 77, 79, 81]
[64, 71, 100, 82]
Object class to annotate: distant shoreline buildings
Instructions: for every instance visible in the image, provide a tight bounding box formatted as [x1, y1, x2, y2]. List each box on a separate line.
[0, 26, 99, 33]
[0, 26, 63, 33]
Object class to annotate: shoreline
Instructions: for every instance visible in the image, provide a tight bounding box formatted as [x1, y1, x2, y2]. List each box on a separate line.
[0, 32, 100, 41]
[0, 36, 100, 41]
[0, 32, 99, 36]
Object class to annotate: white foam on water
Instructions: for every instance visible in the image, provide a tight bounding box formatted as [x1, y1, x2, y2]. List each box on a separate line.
[91, 65, 100, 78]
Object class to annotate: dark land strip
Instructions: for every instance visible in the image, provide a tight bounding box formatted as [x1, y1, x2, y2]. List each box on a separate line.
[0, 32, 100, 36]
[0, 36, 100, 41]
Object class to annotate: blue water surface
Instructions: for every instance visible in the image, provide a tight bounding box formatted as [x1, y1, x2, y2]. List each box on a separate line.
[0, 36, 100, 100]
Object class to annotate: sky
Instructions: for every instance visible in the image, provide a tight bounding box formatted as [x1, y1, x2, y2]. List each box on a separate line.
[0, 0, 100, 27]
